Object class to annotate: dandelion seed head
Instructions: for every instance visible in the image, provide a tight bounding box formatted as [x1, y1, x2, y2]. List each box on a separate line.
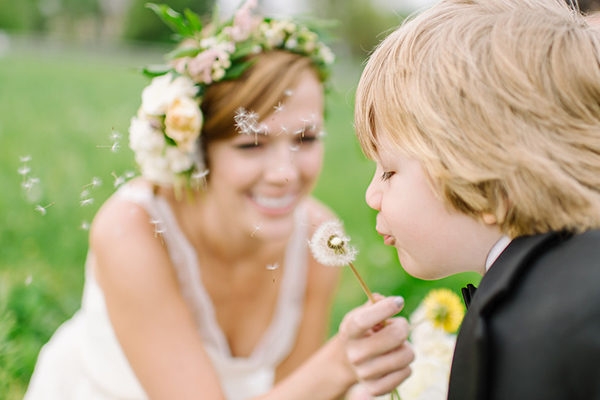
[309, 220, 358, 267]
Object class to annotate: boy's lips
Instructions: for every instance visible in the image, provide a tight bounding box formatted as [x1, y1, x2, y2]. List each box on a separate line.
[383, 234, 396, 246]
[377, 229, 396, 246]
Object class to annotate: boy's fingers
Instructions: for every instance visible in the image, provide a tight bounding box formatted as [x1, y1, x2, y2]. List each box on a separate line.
[341, 297, 405, 339]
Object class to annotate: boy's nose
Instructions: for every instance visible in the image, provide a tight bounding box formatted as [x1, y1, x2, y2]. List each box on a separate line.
[365, 173, 382, 211]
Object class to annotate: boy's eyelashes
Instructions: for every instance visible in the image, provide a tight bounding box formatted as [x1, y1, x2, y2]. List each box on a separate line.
[381, 171, 395, 181]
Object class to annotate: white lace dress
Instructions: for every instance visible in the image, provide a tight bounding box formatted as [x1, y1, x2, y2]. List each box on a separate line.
[24, 184, 309, 400]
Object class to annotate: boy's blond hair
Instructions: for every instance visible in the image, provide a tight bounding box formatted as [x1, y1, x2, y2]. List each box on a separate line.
[355, 0, 600, 237]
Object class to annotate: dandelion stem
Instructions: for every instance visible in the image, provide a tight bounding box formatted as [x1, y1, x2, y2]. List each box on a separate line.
[348, 262, 376, 303]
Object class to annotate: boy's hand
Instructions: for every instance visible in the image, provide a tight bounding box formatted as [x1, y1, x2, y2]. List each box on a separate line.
[339, 295, 414, 397]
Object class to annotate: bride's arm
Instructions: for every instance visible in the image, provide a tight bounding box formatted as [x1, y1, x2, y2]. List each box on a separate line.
[91, 198, 228, 400]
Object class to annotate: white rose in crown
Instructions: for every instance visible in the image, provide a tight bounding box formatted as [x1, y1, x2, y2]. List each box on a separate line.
[141, 73, 198, 116]
[164, 96, 203, 153]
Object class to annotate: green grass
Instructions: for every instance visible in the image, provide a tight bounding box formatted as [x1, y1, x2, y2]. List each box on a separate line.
[0, 44, 479, 397]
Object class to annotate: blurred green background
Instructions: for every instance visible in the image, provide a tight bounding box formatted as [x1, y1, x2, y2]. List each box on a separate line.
[0, 0, 477, 398]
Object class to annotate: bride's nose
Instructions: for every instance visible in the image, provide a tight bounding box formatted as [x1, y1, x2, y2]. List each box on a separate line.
[264, 142, 300, 184]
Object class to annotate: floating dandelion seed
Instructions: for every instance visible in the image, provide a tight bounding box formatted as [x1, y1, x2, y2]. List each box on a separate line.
[79, 220, 91, 231]
[266, 262, 280, 283]
[247, 111, 259, 122]
[316, 130, 326, 139]
[109, 128, 122, 142]
[277, 125, 289, 136]
[112, 172, 126, 188]
[83, 177, 103, 189]
[80, 198, 94, 207]
[80, 189, 90, 199]
[300, 117, 312, 137]
[35, 202, 54, 216]
[153, 223, 167, 239]
[251, 221, 262, 237]
[235, 108, 262, 142]
[97, 129, 121, 152]
[274, 102, 285, 113]
[25, 275, 33, 285]
[309, 220, 374, 302]
[422, 289, 465, 334]
[18, 166, 31, 176]
[192, 169, 210, 189]
[150, 219, 166, 239]
[192, 169, 210, 180]
[124, 171, 136, 179]
[284, 89, 293, 96]
[289, 145, 300, 152]
[22, 177, 38, 192]
[20, 155, 32, 163]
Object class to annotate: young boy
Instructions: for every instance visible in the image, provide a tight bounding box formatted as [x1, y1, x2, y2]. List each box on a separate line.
[340, 0, 600, 398]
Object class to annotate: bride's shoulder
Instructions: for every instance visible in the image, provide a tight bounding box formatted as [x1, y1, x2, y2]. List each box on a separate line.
[90, 178, 157, 249]
[304, 196, 338, 236]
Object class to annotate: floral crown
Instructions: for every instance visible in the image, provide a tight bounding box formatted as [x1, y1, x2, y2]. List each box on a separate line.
[128, 0, 335, 192]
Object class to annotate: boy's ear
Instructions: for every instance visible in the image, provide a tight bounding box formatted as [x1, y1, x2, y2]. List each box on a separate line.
[482, 213, 498, 225]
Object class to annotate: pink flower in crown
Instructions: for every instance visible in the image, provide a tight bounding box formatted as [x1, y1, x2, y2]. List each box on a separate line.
[224, 0, 259, 42]
[187, 47, 231, 84]
[187, 48, 219, 84]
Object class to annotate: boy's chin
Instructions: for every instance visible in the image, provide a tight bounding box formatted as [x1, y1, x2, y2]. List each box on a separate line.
[399, 258, 453, 281]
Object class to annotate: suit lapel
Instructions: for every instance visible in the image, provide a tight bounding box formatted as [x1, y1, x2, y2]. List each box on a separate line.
[475, 231, 566, 316]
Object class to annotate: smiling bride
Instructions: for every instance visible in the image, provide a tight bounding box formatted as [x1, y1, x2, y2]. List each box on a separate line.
[23, 2, 413, 400]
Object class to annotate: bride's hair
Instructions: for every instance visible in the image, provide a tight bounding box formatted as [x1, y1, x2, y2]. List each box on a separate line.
[199, 50, 319, 166]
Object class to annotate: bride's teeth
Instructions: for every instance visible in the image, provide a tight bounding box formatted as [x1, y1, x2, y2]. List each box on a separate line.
[253, 194, 295, 209]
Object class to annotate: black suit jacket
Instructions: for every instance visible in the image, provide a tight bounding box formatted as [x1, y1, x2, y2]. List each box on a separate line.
[448, 230, 600, 400]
